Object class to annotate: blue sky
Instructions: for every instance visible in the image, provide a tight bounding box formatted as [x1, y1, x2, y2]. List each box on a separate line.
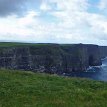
[0, 0, 107, 45]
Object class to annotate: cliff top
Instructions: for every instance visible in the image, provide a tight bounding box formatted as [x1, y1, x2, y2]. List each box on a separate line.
[0, 42, 57, 47]
[0, 42, 99, 48]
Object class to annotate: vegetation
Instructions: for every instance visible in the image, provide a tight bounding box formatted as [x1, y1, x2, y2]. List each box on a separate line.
[0, 69, 107, 107]
[0, 42, 56, 48]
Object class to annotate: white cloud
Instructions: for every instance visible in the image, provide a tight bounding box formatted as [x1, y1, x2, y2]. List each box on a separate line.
[0, 0, 107, 45]
[40, 1, 51, 11]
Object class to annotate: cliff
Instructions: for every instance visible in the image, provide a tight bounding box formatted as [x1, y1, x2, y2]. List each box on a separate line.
[61, 44, 102, 72]
[99, 46, 107, 59]
[0, 42, 105, 73]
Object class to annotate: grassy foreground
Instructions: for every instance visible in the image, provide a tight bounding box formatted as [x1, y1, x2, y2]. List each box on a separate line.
[0, 70, 107, 107]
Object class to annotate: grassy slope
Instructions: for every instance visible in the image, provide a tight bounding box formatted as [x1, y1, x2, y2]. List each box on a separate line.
[0, 70, 107, 107]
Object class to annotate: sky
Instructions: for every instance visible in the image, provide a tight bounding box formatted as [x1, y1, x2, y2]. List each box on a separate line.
[0, 0, 107, 45]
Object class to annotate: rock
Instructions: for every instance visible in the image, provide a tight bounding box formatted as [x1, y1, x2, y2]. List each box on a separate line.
[0, 43, 106, 73]
[99, 46, 107, 59]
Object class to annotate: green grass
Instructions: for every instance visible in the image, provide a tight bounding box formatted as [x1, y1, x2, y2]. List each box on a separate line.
[0, 69, 107, 107]
[0, 42, 57, 48]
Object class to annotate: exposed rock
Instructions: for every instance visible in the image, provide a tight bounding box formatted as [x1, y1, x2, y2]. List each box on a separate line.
[0, 43, 106, 74]
[99, 46, 107, 59]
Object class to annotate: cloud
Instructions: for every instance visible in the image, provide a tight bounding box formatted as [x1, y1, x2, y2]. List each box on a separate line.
[0, 0, 26, 16]
[0, 0, 41, 17]
[0, 0, 107, 45]
[40, 1, 51, 11]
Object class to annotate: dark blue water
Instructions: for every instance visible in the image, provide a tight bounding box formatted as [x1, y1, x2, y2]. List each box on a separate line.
[63, 58, 107, 82]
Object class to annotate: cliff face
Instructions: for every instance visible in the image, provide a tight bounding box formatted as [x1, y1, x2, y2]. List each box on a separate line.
[60, 44, 102, 73]
[86, 45, 102, 66]
[0, 43, 104, 73]
[99, 46, 107, 59]
[0, 44, 64, 74]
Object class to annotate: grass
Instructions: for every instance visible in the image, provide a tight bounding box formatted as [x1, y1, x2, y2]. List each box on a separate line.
[0, 69, 107, 107]
[0, 42, 58, 48]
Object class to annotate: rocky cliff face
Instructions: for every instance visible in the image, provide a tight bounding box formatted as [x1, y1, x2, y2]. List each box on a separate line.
[99, 46, 107, 59]
[60, 44, 102, 73]
[0, 43, 104, 73]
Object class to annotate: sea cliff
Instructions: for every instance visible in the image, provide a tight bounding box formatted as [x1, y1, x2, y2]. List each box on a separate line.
[0, 43, 106, 73]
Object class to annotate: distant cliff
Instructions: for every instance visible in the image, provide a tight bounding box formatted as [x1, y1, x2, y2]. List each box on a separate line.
[0, 43, 106, 74]
[99, 46, 107, 59]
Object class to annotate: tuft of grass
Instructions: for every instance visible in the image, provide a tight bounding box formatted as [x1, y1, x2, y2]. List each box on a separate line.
[0, 69, 107, 107]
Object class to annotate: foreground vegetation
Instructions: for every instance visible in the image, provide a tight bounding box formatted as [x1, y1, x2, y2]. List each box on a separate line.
[0, 69, 107, 107]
